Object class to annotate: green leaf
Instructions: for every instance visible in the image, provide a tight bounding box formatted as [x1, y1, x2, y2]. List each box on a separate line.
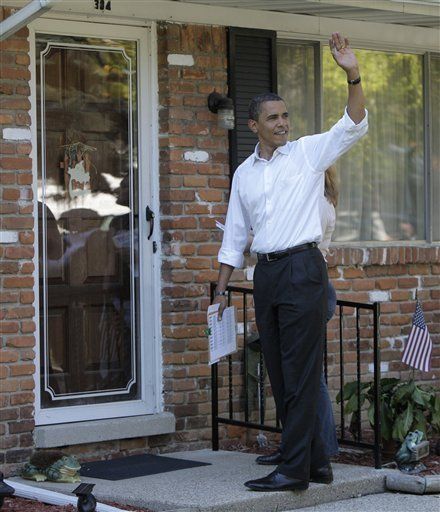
[392, 419, 404, 442]
[381, 402, 394, 441]
[393, 403, 414, 441]
[367, 403, 375, 426]
[380, 378, 401, 393]
[412, 387, 427, 407]
[431, 412, 440, 432]
[402, 403, 414, 434]
[336, 390, 342, 404]
[349, 411, 361, 438]
[336, 381, 369, 405]
[433, 394, 440, 413]
[366, 378, 399, 404]
[413, 409, 428, 436]
[345, 392, 362, 414]
[368, 401, 393, 441]
[431, 398, 440, 431]
[343, 380, 361, 398]
[417, 388, 435, 407]
[393, 381, 415, 403]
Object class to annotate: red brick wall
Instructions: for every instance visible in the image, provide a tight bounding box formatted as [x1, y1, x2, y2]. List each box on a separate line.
[157, 22, 248, 450]
[327, 249, 440, 383]
[0, 6, 36, 477]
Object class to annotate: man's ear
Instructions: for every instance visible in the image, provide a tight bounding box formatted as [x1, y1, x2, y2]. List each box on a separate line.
[248, 119, 258, 134]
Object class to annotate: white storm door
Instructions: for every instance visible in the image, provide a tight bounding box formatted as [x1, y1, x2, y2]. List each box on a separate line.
[32, 21, 158, 425]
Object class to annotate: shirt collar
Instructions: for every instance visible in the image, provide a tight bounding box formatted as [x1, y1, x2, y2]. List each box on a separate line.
[252, 142, 290, 164]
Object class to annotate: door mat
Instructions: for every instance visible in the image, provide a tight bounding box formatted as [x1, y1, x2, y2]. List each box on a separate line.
[80, 454, 211, 480]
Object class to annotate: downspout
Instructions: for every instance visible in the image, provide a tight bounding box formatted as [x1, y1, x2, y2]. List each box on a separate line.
[0, 0, 54, 41]
[5, 479, 126, 511]
[386, 473, 440, 495]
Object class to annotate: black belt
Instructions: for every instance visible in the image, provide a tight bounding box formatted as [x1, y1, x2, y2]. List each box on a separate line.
[257, 242, 317, 262]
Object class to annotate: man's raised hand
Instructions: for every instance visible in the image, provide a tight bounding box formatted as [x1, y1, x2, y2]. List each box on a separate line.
[329, 32, 359, 74]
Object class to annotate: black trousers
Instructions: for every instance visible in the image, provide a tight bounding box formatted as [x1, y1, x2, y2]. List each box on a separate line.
[253, 246, 329, 481]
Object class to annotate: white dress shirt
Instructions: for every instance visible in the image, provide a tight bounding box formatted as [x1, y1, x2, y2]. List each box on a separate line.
[218, 108, 368, 268]
[319, 196, 336, 261]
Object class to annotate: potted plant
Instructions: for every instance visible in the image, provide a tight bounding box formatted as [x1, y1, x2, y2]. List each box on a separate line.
[336, 378, 440, 450]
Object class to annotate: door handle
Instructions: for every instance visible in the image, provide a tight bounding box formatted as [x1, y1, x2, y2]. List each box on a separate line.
[146, 206, 155, 240]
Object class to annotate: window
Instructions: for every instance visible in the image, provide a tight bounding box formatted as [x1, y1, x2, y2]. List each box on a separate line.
[277, 43, 438, 243]
[431, 54, 440, 242]
[324, 50, 424, 242]
[277, 42, 317, 141]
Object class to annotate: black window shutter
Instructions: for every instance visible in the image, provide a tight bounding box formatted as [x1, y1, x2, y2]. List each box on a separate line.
[228, 27, 277, 174]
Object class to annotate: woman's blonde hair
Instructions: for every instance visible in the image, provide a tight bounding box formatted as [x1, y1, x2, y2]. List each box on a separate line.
[324, 165, 339, 207]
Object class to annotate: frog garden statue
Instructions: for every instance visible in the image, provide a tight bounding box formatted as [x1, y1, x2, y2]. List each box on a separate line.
[21, 450, 81, 483]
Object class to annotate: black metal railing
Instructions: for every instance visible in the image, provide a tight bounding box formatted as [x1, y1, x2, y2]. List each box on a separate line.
[210, 283, 382, 469]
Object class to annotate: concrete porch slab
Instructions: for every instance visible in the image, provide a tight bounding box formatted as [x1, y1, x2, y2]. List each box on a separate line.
[10, 449, 393, 512]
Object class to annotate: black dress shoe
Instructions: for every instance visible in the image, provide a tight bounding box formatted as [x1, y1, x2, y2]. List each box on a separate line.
[310, 463, 333, 484]
[244, 470, 309, 492]
[255, 449, 283, 465]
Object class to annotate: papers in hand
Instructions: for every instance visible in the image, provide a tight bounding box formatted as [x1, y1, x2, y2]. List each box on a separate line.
[207, 303, 237, 365]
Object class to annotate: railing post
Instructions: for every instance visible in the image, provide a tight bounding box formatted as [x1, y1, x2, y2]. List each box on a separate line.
[243, 292, 249, 423]
[212, 362, 219, 451]
[356, 308, 361, 442]
[373, 302, 382, 469]
[339, 304, 345, 440]
[227, 291, 233, 420]
[210, 282, 219, 451]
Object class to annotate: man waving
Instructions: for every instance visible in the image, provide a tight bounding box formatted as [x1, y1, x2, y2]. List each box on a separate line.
[212, 33, 367, 492]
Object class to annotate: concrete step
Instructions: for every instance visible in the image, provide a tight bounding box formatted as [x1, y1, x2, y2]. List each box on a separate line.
[11, 449, 393, 512]
[285, 492, 440, 512]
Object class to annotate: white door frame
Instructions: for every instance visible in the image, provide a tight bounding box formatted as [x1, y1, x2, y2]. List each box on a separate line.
[30, 18, 162, 425]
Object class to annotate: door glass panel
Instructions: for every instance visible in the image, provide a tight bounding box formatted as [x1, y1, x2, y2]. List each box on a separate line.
[36, 35, 140, 407]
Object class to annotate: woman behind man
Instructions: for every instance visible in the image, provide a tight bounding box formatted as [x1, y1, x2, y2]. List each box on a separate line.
[317, 165, 339, 458]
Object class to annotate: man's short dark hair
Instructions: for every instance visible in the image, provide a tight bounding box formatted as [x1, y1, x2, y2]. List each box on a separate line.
[248, 92, 285, 121]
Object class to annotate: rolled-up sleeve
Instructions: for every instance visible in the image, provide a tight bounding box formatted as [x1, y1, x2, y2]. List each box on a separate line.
[218, 172, 250, 269]
[300, 108, 368, 173]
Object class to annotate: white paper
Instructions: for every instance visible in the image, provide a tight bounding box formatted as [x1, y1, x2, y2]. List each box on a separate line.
[207, 303, 237, 364]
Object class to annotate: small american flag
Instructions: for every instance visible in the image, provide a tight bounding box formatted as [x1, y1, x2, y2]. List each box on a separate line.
[402, 300, 432, 372]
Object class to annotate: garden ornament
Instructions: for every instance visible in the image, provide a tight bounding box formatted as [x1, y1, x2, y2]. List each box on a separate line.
[395, 430, 430, 474]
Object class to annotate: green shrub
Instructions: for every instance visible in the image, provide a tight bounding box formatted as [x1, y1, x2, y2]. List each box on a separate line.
[336, 378, 440, 442]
